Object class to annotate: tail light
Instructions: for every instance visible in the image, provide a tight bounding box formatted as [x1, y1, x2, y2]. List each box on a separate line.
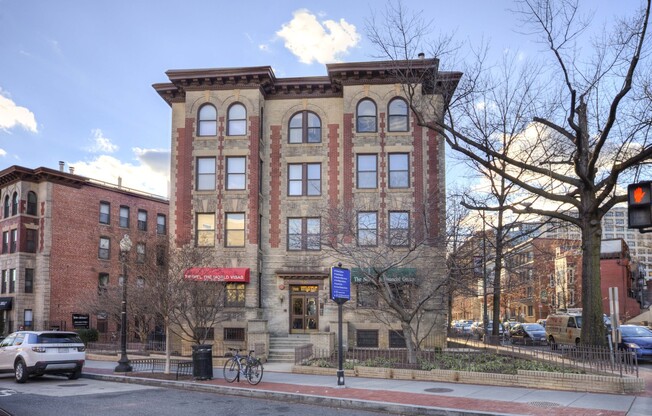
[77, 346, 86, 352]
[32, 346, 46, 353]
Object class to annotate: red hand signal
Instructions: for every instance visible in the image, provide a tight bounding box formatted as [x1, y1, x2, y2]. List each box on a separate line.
[634, 187, 646, 203]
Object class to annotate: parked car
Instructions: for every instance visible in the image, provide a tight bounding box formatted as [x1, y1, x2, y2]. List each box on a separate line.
[461, 322, 474, 335]
[0, 331, 86, 383]
[475, 321, 505, 339]
[617, 325, 652, 361]
[536, 319, 547, 328]
[509, 323, 547, 345]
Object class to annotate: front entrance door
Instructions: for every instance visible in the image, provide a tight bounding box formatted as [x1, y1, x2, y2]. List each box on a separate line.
[290, 285, 319, 333]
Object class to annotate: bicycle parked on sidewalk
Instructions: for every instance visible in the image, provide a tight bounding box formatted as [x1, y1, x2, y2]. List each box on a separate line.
[223, 348, 263, 385]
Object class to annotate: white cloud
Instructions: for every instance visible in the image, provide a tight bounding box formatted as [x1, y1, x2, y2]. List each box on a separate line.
[276, 9, 360, 64]
[0, 148, 6, 157]
[85, 129, 119, 153]
[71, 149, 170, 198]
[0, 91, 38, 133]
[259, 44, 270, 52]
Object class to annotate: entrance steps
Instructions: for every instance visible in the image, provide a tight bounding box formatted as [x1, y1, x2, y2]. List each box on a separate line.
[267, 335, 311, 363]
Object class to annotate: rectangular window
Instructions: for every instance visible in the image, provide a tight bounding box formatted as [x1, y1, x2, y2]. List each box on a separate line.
[26, 229, 37, 253]
[388, 211, 409, 246]
[99, 201, 110, 224]
[24, 309, 33, 329]
[2, 231, 7, 254]
[98, 273, 109, 294]
[287, 217, 321, 251]
[99, 237, 110, 259]
[388, 153, 409, 188]
[1, 270, 6, 294]
[389, 330, 407, 348]
[10, 229, 17, 253]
[193, 327, 215, 340]
[156, 245, 166, 266]
[196, 157, 216, 191]
[356, 284, 378, 308]
[97, 315, 108, 333]
[288, 163, 321, 196]
[226, 156, 246, 190]
[119, 206, 130, 228]
[356, 154, 377, 189]
[225, 213, 245, 247]
[136, 243, 146, 263]
[137, 210, 148, 231]
[356, 329, 379, 348]
[157, 214, 166, 235]
[357, 212, 378, 246]
[390, 283, 412, 308]
[224, 327, 245, 341]
[527, 305, 534, 316]
[196, 213, 215, 247]
[225, 283, 246, 307]
[24, 268, 34, 293]
[9, 269, 15, 293]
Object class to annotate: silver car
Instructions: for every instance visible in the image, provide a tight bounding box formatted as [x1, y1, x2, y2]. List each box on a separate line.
[0, 331, 85, 383]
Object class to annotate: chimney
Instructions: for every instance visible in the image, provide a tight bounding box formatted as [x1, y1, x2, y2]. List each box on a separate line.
[69, 166, 75, 175]
[418, 52, 425, 60]
[118, 177, 122, 188]
[59, 161, 65, 172]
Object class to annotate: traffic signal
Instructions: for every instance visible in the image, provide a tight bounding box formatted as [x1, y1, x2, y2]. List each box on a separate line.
[628, 181, 652, 229]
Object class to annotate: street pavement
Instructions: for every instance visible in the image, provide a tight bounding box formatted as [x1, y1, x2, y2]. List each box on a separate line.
[83, 358, 652, 416]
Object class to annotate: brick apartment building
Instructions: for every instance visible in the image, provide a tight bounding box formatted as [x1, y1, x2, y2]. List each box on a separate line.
[154, 58, 459, 353]
[0, 164, 168, 336]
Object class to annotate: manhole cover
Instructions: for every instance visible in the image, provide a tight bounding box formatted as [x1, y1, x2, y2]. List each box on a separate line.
[57, 384, 87, 388]
[424, 388, 454, 393]
[528, 401, 561, 408]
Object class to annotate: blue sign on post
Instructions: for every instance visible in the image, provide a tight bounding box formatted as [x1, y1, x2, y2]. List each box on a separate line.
[330, 266, 351, 303]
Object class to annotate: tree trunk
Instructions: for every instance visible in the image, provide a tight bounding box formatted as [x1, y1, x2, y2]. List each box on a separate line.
[580, 211, 606, 346]
[492, 212, 504, 336]
[164, 318, 171, 374]
[401, 322, 418, 364]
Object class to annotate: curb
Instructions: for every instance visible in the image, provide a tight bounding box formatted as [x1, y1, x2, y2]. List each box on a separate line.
[82, 372, 510, 416]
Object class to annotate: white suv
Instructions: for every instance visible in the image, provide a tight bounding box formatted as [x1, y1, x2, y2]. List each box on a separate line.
[0, 331, 86, 383]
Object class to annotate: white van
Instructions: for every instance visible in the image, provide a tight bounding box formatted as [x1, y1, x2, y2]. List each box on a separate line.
[545, 312, 582, 349]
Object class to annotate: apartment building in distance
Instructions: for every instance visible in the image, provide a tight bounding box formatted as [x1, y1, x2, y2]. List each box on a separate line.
[154, 58, 460, 353]
[0, 164, 168, 337]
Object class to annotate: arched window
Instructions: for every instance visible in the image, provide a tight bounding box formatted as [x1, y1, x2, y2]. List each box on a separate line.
[27, 192, 37, 216]
[227, 103, 246, 136]
[356, 99, 377, 133]
[388, 98, 409, 132]
[288, 111, 321, 143]
[197, 104, 217, 136]
[11, 192, 18, 216]
[3, 195, 9, 218]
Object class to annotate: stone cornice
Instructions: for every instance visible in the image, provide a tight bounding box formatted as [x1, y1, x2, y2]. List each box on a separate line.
[153, 59, 463, 106]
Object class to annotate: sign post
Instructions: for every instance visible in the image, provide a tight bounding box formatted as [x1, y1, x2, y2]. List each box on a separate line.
[330, 263, 350, 387]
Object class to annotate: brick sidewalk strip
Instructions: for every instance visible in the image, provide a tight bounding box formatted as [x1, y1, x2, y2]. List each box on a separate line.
[83, 367, 629, 416]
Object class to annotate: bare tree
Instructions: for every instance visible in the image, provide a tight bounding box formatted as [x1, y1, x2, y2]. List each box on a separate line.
[368, 0, 652, 345]
[322, 196, 447, 364]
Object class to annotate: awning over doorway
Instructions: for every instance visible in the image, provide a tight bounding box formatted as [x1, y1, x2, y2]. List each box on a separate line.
[184, 267, 250, 283]
[0, 297, 12, 310]
[351, 268, 417, 283]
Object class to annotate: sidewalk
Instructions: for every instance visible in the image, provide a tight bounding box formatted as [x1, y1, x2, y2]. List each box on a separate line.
[84, 359, 652, 416]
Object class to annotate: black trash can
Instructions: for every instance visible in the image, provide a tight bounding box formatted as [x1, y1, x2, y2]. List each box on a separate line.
[192, 344, 213, 380]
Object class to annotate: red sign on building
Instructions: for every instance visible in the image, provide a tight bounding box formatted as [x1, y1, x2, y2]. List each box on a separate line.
[184, 267, 250, 283]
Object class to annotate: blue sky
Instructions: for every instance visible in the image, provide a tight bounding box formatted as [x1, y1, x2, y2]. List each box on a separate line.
[0, 0, 638, 197]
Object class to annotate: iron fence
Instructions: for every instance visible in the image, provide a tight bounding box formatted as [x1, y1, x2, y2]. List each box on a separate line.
[296, 342, 638, 378]
[130, 358, 193, 380]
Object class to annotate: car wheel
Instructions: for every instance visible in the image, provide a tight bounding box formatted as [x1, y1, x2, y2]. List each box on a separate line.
[15, 360, 29, 383]
[68, 368, 81, 380]
[549, 337, 558, 351]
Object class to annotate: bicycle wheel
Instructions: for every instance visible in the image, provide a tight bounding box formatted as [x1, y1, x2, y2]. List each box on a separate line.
[223, 358, 239, 383]
[246, 360, 264, 385]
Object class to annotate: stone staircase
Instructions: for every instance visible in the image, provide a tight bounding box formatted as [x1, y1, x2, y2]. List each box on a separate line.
[267, 335, 311, 363]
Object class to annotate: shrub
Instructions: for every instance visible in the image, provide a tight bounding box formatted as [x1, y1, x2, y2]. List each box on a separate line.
[76, 328, 99, 344]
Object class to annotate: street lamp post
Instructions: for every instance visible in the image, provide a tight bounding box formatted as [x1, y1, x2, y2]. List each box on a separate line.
[115, 234, 133, 372]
